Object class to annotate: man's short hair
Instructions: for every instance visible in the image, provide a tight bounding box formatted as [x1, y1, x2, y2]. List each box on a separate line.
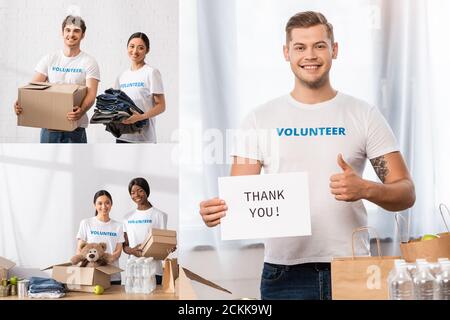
[62, 15, 86, 34]
[285, 11, 334, 44]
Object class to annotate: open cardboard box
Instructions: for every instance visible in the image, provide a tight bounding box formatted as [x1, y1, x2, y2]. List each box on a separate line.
[43, 263, 122, 293]
[162, 258, 232, 300]
[140, 228, 177, 260]
[17, 82, 87, 131]
[0, 257, 16, 280]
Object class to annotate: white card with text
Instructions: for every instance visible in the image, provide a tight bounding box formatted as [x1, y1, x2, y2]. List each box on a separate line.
[218, 172, 311, 240]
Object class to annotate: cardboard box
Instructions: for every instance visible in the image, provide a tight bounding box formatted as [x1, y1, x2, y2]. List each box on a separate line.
[17, 82, 87, 131]
[162, 259, 232, 300]
[140, 228, 177, 260]
[43, 263, 122, 293]
[0, 257, 15, 280]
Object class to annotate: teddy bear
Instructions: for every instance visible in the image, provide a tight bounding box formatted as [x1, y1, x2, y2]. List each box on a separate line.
[70, 242, 113, 268]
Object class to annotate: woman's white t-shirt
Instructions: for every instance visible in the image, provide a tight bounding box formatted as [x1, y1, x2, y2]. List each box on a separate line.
[76, 216, 125, 281]
[115, 64, 164, 143]
[123, 207, 168, 275]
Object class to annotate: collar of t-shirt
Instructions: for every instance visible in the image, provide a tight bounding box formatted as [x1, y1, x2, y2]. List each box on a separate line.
[58, 49, 86, 61]
[287, 91, 342, 110]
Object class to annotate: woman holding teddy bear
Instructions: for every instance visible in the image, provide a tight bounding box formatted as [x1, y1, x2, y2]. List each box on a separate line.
[76, 190, 125, 285]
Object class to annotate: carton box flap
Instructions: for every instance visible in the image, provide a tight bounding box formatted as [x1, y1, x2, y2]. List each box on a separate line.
[0, 257, 16, 270]
[96, 265, 123, 275]
[41, 262, 72, 271]
[182, 267, 232, 294]
[22, 82, 51, 90]
[177, 267, 198, 299]
[23, 82, 83, 93]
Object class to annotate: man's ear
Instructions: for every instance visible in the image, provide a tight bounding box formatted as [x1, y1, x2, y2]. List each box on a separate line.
[283, 45, 290, 62]
[332, 42, 338, 59]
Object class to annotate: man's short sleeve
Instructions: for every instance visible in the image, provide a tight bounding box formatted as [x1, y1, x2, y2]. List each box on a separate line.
[366, 106, 399, 159]
[230, 111, 263, 162]
[34, 54, 50, 77]
[150, 68, 164, 94]
[85, 58, 101, 81]
[76, 220, 87, 241]
[114, 76, 120, 90]
[161, 212, 168, 229]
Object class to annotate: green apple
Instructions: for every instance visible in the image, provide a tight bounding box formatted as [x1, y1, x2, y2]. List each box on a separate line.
[93, 285, 104, 295]
[9, 276, 18, 285]
[421, 234, 439, 241]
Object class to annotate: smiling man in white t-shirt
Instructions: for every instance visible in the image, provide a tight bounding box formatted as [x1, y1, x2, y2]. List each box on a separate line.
[14, 15, 100, 143]
[199, 11, 416, 300]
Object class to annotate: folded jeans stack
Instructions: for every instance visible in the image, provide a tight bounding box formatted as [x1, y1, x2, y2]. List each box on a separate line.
[90, 88, 148, 138]
[28, 277, 66, 299]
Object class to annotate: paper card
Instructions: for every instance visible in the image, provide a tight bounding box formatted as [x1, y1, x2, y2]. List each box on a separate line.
[218, 172, 311, 240]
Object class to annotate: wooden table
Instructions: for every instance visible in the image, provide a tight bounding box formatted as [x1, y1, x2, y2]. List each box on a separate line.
[0, 285, 177, 300]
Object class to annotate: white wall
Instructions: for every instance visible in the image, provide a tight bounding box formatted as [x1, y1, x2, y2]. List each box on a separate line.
[0, 0, 179, 143]
[0, 144, 178, 279]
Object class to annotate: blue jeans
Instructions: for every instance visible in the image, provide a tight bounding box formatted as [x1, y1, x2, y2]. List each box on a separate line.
[260, 262, 331, 300]
[40, 127, 87, 143]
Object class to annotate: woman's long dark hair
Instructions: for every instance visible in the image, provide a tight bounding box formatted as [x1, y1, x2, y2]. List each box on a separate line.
[93, 190, 113, 216]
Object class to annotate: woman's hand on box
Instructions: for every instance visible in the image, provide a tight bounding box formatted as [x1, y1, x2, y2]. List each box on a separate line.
[14, 101, 23, 115]
[131, 245, 143, 257]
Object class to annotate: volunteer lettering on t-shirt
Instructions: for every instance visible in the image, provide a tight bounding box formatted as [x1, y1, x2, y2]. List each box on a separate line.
[114, 32, 166, 143]
[14, 15, 100, 144]
[76, 190, 125, 284]
[199, 11, 416, 300]
[122, 177, 169, 284]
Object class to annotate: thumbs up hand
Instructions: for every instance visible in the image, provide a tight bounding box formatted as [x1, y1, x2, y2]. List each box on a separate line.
[330, 154, 368, 202]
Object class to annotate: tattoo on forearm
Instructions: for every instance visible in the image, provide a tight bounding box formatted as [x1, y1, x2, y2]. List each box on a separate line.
[370, 156, 389, 183]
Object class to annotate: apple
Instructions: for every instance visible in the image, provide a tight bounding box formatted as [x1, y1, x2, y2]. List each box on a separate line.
[9, 276, 18, 285]
[93, 285, 104, 295]
[421, 234, 439, 241]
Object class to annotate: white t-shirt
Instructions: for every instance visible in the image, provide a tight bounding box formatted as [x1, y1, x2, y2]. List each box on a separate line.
[123, 207, 168, 275]
[231, 92, 399, 266]
[35, 50, 101, 128]
[115, 64, 165, 143]
[76, 217, 125, 281]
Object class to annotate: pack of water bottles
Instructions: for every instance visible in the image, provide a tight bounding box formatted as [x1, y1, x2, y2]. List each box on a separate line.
[388, 257, 450, 300]
[125, 257, 157, 294]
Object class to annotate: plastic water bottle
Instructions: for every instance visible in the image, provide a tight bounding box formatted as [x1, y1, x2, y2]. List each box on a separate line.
[387, 259, 406, 298]
[413, 261, 436, 300]
[148, 257, 157, 293]
[409, 259, 427, 280]
[125, 258, 135, 294]
[435, 261, 450, 300]
[142, 259, 151, 294]
[387, 259, 406, 284]
[389, 262, 414, 300]
[429, 258, 449, 278]
[142, 258, 156, 294]
[133, 257, 145, 294]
